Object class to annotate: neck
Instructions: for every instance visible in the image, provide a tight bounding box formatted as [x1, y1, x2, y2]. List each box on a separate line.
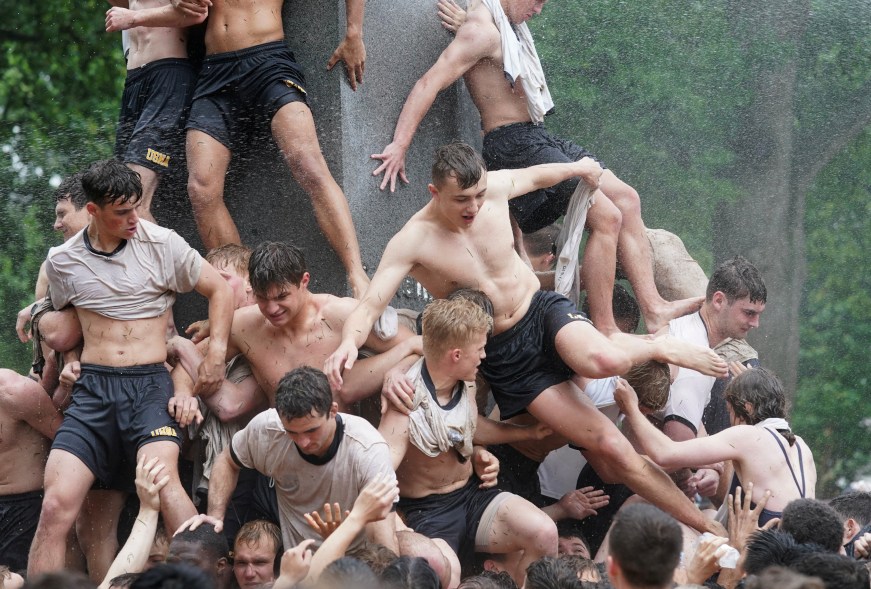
[698, 302, 725, 347]
[86, 224, 124, 253]
[425, 360, 460, 402]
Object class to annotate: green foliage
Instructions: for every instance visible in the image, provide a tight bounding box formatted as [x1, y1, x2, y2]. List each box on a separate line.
[794, 128, 871, 496]
[0, 2, 124, 372]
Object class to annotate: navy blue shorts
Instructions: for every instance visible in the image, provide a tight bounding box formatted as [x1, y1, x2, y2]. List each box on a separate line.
[480, 291, 591, 419]
[115, 58, 196, 174]
[482, 122, 605, 233]
[52, 363, 181, 489]
[0, 489, 43, 571]
[186, 41, 308, 148]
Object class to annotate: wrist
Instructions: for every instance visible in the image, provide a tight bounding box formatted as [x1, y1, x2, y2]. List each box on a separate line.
[344, 26, 362, 40]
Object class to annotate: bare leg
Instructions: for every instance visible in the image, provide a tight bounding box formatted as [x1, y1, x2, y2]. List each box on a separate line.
[270, 102, 368, 298]
[138, 440, 196, 534]
[76, 489, 126, 582]
[483, 495, 558, 586]
[581, 193, 622, 334]
[28, 450, 96, 576]
[526, 383, 710, 533]
[127, 163, 158, 223]
[186, 130, 237, 250]
[599, 171, 703, 333]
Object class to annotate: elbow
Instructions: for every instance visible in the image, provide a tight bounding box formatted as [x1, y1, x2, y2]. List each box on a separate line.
[589, 351, 632, 379]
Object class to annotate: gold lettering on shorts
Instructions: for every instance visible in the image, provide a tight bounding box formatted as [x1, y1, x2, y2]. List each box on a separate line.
[284, 80, 307, 94]
[150, 425, 178, 438]
[145, 148, 170, 168]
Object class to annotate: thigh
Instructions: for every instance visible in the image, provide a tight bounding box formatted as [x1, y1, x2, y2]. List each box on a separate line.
[185, 129, 232, 185]
[270, 102, 329, 173]
[527, 381, 616, 450]
[43, 449, 97, 514]
[480, 493, 555, 554]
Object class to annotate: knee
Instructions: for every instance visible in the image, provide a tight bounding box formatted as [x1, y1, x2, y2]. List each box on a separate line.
[187, 172, 223, 206]
[608, 184, 641, 217]
[39, 492, 79, 532]
[590, 201, 622, 237]
[595, 432, 635, 483]
[528, 514, 559, 557]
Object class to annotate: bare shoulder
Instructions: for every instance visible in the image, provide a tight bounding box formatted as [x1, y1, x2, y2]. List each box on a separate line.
[319, 294, 358, 321]
[483, 169, 520, 201]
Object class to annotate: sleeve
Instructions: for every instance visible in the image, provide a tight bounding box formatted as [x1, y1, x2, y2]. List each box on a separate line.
[45, 256, 72, 310]
[230, 412, 270, 474]
[166, 230, 203, 294]
[356, 436, 398, 491]
[662, 369, 714, 436]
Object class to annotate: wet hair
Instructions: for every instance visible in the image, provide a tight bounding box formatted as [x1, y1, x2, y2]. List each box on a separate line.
[706, 256, 766, 304]
[81, 159, 142, 208]
[581, 284, 640, 334]
[557, 519, 588, 543]
[623, 360, 670, 412]
[525, 557, 583, 589]
[447, 288, 495, 321]
[233, 519, 282, 573]
[55, 172, 87, 210]
[346, 542, 399, 576]
[560, 554, 600, 581]
[422, 297, 493, 359]
[608, 504, 681, 588]
[743, 529, 822, 575]
[381, 556, 440, 589]
[274, 366, 333, 420]
[107, 573, 139, 589]
[790, 553, 869, 589]
[723, 368, 793, 443]
[458, 571, 519, 589]
[829, 492, 871, 527]
[319, 557, 380, 589]
[171, 522, 229, 563]
[206, 244, 252, 279]
[248, 241, 307, 296]
[22, 571, 95, 589]
[744, 567, 824, 589]
[524, 224, 561, 258]
[781, 499, 845, 553]
[432, 142, 487, 189]
[130, 564, 212, 589]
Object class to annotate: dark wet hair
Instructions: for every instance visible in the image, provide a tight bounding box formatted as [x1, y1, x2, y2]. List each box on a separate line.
[458, 571, 519, 589]
[706, 256, 767, 304]
[274, 366, 333, 420]
[22, 571, 96, 589]
[608, 504, 681, 588]
[790, 553, 869, 589]
[381, 556, 440, 589]
[829, 491, 871, 526]
[107, 573, 139, 589]
[248, 241, 307, 296]
[55, 172, 87, 210]
[781, 499, 845, 553]
[524, 224, 561, 258]
[525, 557, 583, 589]
[81, 159, 142, 208]
[171, 522, 229, 562]
[723, 368, 793, 442]
[130, 564, 213, 589]
[320, 557, 380, 589]
[432, 142, 486, 189]
[743, 529, 822, 575]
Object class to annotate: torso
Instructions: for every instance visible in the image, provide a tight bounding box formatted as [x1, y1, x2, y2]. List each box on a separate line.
[406, 195, 540, 334]
[205, 0, 285, 54]
[126, 0, 189, 69]
[0, 413, 49, 495]
[77, 309, 169, 366]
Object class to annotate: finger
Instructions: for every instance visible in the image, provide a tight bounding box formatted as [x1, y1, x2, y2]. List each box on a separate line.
[390, 171, 397, 193]
[154, 474, 170, 492]
[327, 51, 339, 71]
[346, 64, 357, 91]
[761, 517, 780, 531]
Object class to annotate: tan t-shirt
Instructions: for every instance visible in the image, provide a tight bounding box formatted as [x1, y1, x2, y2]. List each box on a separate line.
[46, 220, 202, 319]
[231, 410, 395, 550]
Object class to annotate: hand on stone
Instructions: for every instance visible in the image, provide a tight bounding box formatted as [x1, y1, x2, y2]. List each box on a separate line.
[437, 0, 468, 34]
[372, 142, 410, 193]
[328, 35, 366, 91]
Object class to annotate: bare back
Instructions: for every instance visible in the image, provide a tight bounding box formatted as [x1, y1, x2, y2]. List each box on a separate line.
[77, 308, 170, 366]
[126, 0, 189, 68]
[205, 0, 285, 54]
[0, 412, 49, 494]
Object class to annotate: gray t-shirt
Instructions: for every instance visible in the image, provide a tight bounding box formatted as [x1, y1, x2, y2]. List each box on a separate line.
[46, 220, 202, 320]
[231, 410, 395, 550]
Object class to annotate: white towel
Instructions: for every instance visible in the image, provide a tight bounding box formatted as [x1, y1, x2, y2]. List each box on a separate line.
[481, 0, 554, 123]
[554, 182, 596, 305]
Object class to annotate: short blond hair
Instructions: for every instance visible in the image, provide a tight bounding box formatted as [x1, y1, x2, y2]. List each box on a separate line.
[623, 360, 670, 411]
[206, 243, 252, 278]
[422, 298, 492, 359]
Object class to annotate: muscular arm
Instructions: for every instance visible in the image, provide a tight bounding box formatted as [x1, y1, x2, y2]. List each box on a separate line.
[193, 263, 234, 396]
[339, 335, 422, 405]
[487, 160, 602, 202]
[105, 2, 207, 32]
[206, 448, 241, 521]
[0, 373, 63, 440]
[377, 407, 411, 472]
[327, 0, 367, 90]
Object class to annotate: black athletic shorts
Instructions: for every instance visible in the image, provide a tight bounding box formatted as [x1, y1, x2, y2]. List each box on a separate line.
[482, 122, 605, 233]
[52, 363, 182, 488]
[0, 489, 43, 571]
[115, 58, 196, 174]
[480, 290, 592, 419]
[487, 444, 547, 506]
[186, 41, 308, 148]
[398, 477, 507, 557]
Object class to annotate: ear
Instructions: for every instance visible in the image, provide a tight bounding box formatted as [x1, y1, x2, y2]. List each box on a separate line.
[428, 183, 439, 200]
[483, 559, 497, 572]
[606, 555, 619, 580]
[329, 402, 339, 418]
[711, 291, 728, 309]
[844, 518, 860, 543]
[216, 556, 229, 575]
[743, 401, 754, 420]
[450, 348, 462, 363]
[85, 202, 98, 216]
[300, 272, 311, 289]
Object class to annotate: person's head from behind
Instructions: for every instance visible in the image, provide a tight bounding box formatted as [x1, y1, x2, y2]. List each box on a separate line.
[130, 563, 213, 589]
[319, 557, 380, 589]
[780, 499, 845, 553]
[232, 520, 282, 589]
[458, 570, 519, 589]
[275, 366, 338, 457]
[381, 556, 440, 589]
[422, 297, 493, 382]
[607, 504, 681, 589]
[81, 159, 143, 240]
[346, 542, 399, 576]
[556, 520, 591, 559]
[622, 360, 670, 415]
[429, 142, 488, 228]
[167, 523, 229, 585]
[789, 553, 870, 589]
[744, 566, 824, 589]
[743, 529, 821, 575]
[829, 491, 871, 549]
[20, 571, 94, 589]
[560, 554, 600, 582]
[248, 241, 309, 326]
[525, 557, 583, 589]
[447, 288, 495, 321]
[106, 574, 139, 589]
[724, 368, 791, 433]
[0, 566, 24, 589]
[207, 244, 254, 309]
[523, 224, 560, 272]
[53, 172, 90, 242]
[706, 256, 766, 339]
[582, 284, 640, 334]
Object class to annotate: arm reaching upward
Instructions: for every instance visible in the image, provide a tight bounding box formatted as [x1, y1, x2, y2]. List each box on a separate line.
[327, 0, 367, 90]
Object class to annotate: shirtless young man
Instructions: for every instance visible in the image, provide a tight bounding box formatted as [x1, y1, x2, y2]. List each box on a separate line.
[105, 0, 206, 221]
[119, 0, 370, 296]
[28, 159, 234, 575]
[372, 0, 700, 333]
[170, 241, 421, 426]
[380, 297, 557, 586]
[327, 142, 727, 536]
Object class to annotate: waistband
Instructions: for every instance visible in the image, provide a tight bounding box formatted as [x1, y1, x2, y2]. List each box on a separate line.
[203, 40, 292, 64]
[126, 57, 194, 83]
[80, 363, 167, 377]
[398, 476, 478, 507]
[486, 290, 546, 348]
[485, 121, 545, 137]
[0, 488, 44, 502]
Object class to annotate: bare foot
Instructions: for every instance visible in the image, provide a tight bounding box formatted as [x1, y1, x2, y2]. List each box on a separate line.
[644, 296, 705, 333]
[656, 335, 728, 377]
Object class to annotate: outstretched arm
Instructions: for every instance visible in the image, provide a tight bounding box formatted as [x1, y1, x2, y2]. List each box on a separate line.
[487, 159, 602, 203]
[372, 13, 498, 192]
[327, 0, 366, 90]
[105, 1, 208, 31]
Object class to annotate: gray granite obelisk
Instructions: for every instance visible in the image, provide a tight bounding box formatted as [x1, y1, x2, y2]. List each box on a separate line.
[158, 0, 481, 326]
